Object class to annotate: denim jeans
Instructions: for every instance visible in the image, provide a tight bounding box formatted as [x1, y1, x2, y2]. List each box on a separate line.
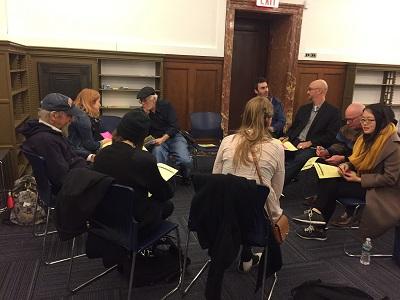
[151, 133, 192, 178]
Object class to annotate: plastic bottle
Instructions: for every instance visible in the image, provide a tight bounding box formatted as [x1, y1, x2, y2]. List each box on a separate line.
[360, 237, 372, 265]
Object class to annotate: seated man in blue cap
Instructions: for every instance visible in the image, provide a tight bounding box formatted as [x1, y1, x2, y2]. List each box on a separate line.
[19, 93, 87, 193]
[137, 86, 192, 184]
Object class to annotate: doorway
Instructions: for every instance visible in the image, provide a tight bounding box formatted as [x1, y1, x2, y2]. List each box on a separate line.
[221, 2, 303, 133]
[229, 14, 270, 130]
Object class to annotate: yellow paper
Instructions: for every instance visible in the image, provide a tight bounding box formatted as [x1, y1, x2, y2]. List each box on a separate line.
[314, 163, 340, 179]
[282, 141, 298, 151]
[198, 143, 216, 147]
[157, 163, 178, 181]
[301, 157, 320, 171]
[101, 140, 112, 149]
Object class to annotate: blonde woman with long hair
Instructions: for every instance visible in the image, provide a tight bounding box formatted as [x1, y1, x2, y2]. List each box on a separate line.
[213, 96, 285, 272]
[68, 88, 110, 160]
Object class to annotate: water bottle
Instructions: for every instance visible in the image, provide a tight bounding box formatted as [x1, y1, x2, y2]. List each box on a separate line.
[360, 237, 372, 265]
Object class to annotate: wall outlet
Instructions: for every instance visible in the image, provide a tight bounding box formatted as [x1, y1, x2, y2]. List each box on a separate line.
[305, 53, 317, 58]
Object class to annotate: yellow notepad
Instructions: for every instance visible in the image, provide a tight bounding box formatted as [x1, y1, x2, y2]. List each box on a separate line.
[282, 141, 298, 151]
[198, 143, 216, 147]
[157, 163, 178, 181]
[301, 157, 320, 171]
[314, 163, 340, 179]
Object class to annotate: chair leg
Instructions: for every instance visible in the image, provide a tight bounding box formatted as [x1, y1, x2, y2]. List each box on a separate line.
[68, 237, 117, 294]
[161, 228, 183, 300]
[183, 260, 210, 296]
[180, 229, 191, 296]
[343, 228, 392, 258]
[33, 206, 57, 237]
[127, 252, 137, 300]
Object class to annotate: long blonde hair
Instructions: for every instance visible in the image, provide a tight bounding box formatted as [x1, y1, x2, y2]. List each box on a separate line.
[233, 96, 273, 169]
[74, 88, 101, 118]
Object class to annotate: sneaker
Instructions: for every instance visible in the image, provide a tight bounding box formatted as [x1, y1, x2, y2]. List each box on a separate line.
[292, 208, 326, 225]
[238, 252, 262, 273]
[296, 225, 327, 241]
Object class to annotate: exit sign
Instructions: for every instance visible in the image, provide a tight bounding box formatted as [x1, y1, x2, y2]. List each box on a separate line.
[256, 0, 279, 8]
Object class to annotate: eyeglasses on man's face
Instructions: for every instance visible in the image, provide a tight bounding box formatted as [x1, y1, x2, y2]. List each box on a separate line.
[360, 118, 376, 124]
[345, 114, 362, 123]
[307, 87, 319, 91]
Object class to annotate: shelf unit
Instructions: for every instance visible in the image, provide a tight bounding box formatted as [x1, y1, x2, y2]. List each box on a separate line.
[99, 58, 163, 117]
[0, 44, 32, 183]
[344, 64, 400, 120]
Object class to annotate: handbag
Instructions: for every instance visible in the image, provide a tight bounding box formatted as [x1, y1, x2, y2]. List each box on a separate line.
[251, 150, 289, 244]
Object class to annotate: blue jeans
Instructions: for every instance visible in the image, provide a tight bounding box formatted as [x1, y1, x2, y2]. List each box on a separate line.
[151, 133, 192, 178]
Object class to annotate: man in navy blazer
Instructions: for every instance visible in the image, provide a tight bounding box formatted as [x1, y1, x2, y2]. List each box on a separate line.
[282, 79, 340, 185]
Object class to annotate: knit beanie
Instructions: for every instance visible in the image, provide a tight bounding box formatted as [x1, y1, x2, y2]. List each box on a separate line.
[117, 109, 151, 145]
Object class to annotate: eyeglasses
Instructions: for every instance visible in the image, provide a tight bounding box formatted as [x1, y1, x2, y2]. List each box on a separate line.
[345, 114, 362, 123]
[307, 87, 320, 92]
[360, 118, 376, 124]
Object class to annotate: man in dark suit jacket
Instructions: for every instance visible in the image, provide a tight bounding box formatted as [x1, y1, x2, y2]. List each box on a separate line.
[282, 79, 340, 185]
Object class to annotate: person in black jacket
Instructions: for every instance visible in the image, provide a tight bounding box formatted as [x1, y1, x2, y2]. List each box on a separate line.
[19, 93, 87, 193]
[138, 86, 192, 183]
[281, 80, 340, 185]
[93, 109, 174, 234]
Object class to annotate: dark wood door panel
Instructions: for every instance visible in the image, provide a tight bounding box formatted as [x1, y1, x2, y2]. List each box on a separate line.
[294, 62, 346, 121]
[229, 17, 269, 130]
[163, 58, 223, 130]
[163, 67, 189, 129]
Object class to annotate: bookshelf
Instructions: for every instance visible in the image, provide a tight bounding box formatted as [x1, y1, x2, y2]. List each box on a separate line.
[99, 58, 162, 117]
[344, 64, 400, 120]
[0, 44, 32, 183]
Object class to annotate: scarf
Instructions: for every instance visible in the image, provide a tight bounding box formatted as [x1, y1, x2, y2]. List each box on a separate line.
[349, 123, 397, 172]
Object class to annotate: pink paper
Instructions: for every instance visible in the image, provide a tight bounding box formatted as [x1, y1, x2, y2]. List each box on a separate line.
[101, 131, 112, 139]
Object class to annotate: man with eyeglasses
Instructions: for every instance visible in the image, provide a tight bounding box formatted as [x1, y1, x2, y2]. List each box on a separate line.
[137, 86, 192, 184]
[301, 103, 365, 223]
[316, 102, 365, 165]
[19, 93, 87, 192]
[281, 79, 341, 185]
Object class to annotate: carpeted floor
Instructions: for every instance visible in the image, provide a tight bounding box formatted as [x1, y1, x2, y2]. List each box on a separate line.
[1, 157, 399, 300]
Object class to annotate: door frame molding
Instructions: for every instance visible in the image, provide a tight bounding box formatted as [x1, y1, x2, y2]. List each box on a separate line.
[222, 0, 303, 132]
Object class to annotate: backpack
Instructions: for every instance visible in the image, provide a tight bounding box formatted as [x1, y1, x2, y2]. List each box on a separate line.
[119, 236, 190, 287]
[10, 175, 46, 226]
[291, 279, 382, 300]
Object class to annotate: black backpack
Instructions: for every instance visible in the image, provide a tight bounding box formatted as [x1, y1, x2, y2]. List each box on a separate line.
[120, 236, 190, 287]
[291, 279, 385, 300]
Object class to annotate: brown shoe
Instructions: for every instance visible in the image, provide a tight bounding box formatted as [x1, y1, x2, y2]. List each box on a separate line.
[330, 212, 355, 227]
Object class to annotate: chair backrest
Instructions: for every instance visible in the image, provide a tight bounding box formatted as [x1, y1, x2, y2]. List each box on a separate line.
[90, 184, 138, 251]
[99, 115, 122, 133]
[190, 112, 223, 140]
[21, 145, 54, 206]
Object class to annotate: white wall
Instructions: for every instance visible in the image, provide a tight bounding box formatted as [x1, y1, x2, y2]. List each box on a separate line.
[297, 0, 400, 64]
[2, 0, 400, 65]
[0, 0, 7, 40]
[4, 0, 226, 56]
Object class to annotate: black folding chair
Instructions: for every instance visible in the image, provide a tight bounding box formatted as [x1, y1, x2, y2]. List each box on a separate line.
[182, 176, 278, 300]
[67, 184, 182, 300]
[21, 145, 86, 265]
[184, 112, 223, 170]
[99, 115, 122, 133]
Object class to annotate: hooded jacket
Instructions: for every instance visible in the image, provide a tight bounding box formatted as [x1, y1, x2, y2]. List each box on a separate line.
[18, 119, 86, 192]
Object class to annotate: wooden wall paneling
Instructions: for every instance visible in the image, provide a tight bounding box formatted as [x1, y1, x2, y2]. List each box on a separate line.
[163, 64, 190, 129]
[294, 61, 346, 119]
[163, 57, 223, 130]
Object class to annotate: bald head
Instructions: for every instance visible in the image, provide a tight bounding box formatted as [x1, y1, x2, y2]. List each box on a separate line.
[345, 102, 365, 129]
[307, 79, 328, 105]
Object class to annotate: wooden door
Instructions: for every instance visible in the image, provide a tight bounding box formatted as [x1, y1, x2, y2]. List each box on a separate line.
[229, 17, 269, 130]
[294, 62, 347, 118]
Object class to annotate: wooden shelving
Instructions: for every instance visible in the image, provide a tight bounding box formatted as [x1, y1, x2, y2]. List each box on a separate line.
[0, 46, 31, 183]
[99, 58, 163, 117]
